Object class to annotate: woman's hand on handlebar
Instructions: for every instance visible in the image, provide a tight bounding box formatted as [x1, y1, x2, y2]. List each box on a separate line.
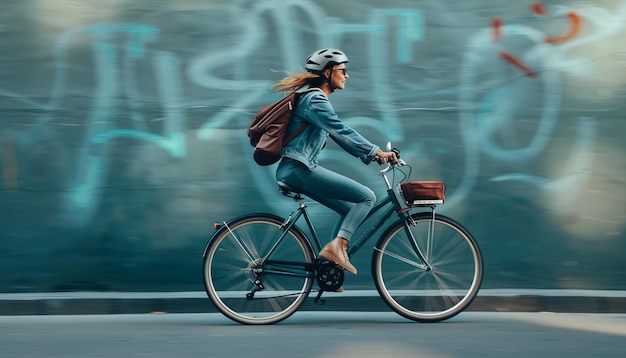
[374, 149, 398, 165]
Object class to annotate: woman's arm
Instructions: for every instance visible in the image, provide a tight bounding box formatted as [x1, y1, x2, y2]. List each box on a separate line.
[306, 93, 381, 164]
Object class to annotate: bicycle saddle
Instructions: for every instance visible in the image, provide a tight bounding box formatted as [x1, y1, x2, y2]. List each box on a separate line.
[277, 181, 303, 197]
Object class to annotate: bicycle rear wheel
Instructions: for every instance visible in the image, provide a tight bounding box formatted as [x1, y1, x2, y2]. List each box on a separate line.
[202, 213, 315, 324]
[372, 212, 483, 322]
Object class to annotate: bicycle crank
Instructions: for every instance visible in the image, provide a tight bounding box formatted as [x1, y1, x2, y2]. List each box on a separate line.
[313, 259, 345, 305]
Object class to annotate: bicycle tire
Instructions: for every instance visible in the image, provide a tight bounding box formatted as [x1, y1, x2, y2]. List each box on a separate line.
[372, 212, 483, 322]
[203, 213, 315, 325]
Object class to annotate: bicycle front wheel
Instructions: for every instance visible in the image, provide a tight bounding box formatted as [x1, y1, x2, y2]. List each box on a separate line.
[203, 213, 315, 325]
[372, 212, 483, 322]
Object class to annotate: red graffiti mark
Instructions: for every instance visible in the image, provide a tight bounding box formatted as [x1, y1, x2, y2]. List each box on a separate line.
[530, 2, 548, 16]
[530, 2, 582, 43]
[544, 11, 581, 43]
[492, 17, 503, 42]
[499, 51, 538, 78]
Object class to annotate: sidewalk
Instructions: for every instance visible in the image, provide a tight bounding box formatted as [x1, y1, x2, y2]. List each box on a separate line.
[1, 289, 625, 315]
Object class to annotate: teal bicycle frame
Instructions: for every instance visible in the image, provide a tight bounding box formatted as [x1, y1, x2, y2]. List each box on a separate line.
[257, 164, 433, 274]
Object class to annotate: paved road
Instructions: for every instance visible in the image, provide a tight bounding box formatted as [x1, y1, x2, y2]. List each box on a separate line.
[1, 312, 625, 357]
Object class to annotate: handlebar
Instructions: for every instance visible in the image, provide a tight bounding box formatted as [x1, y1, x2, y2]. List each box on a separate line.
[378, 147, 409, 190]
[379, 158, 407, 174]
[377, 147, 404, 169]
[375, 147, 401, 166]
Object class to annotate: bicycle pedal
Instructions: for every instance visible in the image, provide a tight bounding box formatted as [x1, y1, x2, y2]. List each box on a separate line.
[313, 290, 326, 305]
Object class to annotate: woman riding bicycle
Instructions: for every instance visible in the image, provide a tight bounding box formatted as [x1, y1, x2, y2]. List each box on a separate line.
[273, 48, 398, 276]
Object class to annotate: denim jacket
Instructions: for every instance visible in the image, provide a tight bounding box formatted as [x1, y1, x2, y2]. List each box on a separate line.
[281, 89, 379, 169]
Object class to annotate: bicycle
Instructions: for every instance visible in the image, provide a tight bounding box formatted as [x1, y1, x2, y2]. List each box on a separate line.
[202, 147, 483, 325]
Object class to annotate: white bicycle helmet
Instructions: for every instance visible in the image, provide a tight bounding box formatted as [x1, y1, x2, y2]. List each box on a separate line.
[305, 48, 349, 73]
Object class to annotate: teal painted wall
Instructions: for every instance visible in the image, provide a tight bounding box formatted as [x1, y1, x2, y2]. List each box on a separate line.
[1, 0, 625, 292]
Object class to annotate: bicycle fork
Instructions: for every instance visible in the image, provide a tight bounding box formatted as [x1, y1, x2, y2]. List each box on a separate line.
[403, 208, 436, 271]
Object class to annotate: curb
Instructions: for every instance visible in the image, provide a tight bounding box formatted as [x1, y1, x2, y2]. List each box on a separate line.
[1, 290, 625, 315]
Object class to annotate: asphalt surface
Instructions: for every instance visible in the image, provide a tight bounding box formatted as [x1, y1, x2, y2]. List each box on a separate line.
[1, 312, 625, 357]
[1, 289, 625, 315]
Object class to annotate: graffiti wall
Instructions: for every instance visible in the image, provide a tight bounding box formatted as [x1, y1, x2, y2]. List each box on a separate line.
[1, 0, 625, 292]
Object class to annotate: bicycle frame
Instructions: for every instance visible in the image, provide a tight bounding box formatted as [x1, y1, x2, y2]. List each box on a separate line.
[259, 163, 432, 270]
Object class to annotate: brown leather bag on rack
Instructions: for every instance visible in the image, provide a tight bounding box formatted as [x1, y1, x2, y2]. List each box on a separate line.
[400, 181, 446, 206]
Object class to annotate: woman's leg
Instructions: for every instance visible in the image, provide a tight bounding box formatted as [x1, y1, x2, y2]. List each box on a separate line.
[277, 161, 375, 240]
[277, 161, 375, 274]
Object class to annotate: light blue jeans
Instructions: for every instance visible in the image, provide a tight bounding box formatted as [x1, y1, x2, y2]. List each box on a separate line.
[276, 160, 376, 241]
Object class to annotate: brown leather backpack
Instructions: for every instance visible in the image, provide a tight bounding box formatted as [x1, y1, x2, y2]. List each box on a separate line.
[248, 88, 319, 166]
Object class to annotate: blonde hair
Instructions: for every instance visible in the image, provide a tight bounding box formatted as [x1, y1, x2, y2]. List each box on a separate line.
[271, 71, 322, 92]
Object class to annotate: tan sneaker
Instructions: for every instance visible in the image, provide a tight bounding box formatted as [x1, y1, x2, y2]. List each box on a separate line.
[319, 238, 357, 275]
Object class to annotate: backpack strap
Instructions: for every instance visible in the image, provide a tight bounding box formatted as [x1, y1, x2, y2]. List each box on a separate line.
[284, 123, 308, 144]
[283, 87, 323, 144]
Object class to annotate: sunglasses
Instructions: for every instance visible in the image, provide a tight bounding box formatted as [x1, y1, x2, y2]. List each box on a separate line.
[333, 68, 348, 76]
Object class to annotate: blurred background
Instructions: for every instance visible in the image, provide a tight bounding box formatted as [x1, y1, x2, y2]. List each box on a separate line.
[0, 0, 624, 293]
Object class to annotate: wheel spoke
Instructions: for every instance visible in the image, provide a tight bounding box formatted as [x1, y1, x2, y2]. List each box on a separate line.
[222, 221, 258, 263]
[374, 247, 429, 270]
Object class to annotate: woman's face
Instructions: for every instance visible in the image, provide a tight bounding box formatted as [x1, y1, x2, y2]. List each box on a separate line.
[326, 64, 349, 90]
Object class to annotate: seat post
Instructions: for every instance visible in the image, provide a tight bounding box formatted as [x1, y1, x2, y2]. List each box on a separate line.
[295, 194, 306, 208]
